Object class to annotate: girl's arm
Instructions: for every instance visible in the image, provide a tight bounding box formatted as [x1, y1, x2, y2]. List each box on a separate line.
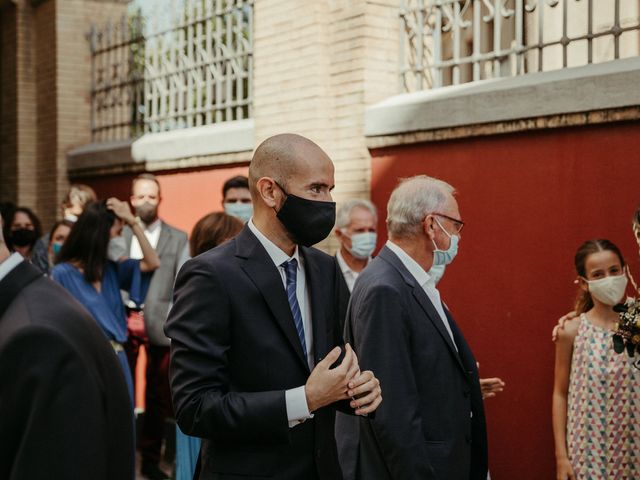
[552, 319, 579, 480]
[129, 221, 160, 272]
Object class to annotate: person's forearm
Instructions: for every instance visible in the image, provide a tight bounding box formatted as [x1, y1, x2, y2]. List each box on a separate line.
[552, 392, 570, 460]
[131, 222, 160, 271]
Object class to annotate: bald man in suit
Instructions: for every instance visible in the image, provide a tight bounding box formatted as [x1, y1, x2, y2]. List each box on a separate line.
[165, 134, 382, 480]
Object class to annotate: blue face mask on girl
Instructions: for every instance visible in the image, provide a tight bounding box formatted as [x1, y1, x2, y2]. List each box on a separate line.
[431, 217, 459, 267]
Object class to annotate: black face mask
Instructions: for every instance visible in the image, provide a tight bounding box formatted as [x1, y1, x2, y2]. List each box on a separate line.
[274, 182, 336, 247]
[10, 228, 37, 247]
[135, 202, 158, 225]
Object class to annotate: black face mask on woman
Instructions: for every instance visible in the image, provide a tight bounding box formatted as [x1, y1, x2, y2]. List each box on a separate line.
[274, 182, 336, 247]
[10, 228, 37, 247]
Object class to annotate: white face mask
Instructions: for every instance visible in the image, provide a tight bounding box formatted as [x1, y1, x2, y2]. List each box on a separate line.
[347, 232, 377, 260]
[107, 236, 128, 262]
[584, 274, 628, 306]
[224, 202, 253, 223]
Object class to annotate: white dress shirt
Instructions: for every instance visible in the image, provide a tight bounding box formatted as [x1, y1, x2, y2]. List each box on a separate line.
[247, 220, 314, 427]
[129, 218, 162, 259]
[336, 250, 367, 293]
[0, 252, 24, 282]
[386, 241, 457, 350]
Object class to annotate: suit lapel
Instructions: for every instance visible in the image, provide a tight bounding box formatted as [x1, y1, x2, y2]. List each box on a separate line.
[410, 287, 467, 377]
[301, 247, 328, 363]
[236, 227, 310, 373]
[379, 247, 468, 378]
[155, 222, 171, 257]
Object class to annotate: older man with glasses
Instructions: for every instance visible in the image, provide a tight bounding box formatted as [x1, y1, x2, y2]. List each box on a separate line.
[344, 175, 488, 480]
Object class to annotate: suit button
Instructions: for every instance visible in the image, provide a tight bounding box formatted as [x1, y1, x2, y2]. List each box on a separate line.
[463, 390, 470, 397]
[316, 449, 321, 459]
[465, 434, 471, 444]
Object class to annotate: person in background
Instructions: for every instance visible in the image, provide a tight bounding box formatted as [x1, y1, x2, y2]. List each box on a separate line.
[46, 220, 73, 271]
[222, 175, 253, 222]
[32, 184, 97, 273]
[51, 199, 160, 403]
[552, 239, 639, 480]
[334, 199, 378, 293]
[0, 212, 135, 480]
[174, 211, 244, 480]
[333, 199, 378, 480]
[123, 173, 189, 480]
[6, 207, 42, 262]
[345, 175, 488, 480]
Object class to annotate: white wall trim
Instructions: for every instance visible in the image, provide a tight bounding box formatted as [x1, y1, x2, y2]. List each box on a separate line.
[365, 57, 640, 138]
[67, 119, 255, 174]
[131, 119, 254, 162]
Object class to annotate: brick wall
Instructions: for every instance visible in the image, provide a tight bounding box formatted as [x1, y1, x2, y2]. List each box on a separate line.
[0, 3, 18, 204]
[0, 0, 127, 229]
[15, 0, 38, 209]
[253, 0, 399, 251]
[35, 0, 57, 222]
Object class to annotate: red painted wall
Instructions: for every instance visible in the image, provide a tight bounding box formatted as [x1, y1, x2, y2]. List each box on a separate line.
[80, 163, 249, 237]
[370, 122, 640, 479]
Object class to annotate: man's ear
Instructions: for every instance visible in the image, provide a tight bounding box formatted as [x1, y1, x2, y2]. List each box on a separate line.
[256, 177, 279, 208]
[424, 214, 436, 240]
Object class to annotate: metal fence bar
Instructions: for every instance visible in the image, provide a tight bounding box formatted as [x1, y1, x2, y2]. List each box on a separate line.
[400, 0, 640, 92]
[89, 0, 253, 142]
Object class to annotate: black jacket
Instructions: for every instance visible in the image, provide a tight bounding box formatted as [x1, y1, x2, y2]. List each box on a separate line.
[165, 226, 350, 480]
[344, 246, 488, 480]
[0, 260, 135, 480]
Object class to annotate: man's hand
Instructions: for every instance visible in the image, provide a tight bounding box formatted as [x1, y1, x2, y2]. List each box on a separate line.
[305, 344, 360, 413]
[347, 370, 382, 415]
[480, 377, 505, 399]
[551, 311, 578, 342]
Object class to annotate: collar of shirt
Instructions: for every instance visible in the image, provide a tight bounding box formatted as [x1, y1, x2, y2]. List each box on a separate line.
[385, 240, 433, 289]
[248, 219, 301, 268]
[335, 249, 356, 277]
[139, 217, 162, 234]
[0, 252, 24, 283]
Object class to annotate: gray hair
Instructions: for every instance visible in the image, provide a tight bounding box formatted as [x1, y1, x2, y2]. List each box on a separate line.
[386, 175, 455, 238]
[336, 199, 378, 230]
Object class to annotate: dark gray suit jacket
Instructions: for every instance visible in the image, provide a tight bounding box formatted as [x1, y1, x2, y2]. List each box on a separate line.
[124, 220, 188, 346]
[0, 260, 135, 479]
[344, 246, 488, 480]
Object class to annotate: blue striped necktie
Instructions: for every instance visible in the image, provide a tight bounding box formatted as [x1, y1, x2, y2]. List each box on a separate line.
[281, 259, 307, 356]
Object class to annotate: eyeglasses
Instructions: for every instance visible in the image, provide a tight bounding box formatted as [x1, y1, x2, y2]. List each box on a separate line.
[433, 213, 465, 234]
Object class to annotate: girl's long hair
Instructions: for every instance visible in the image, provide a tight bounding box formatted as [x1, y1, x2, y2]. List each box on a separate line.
[57, 201, 115, 283]
[574, 239, 625, 314]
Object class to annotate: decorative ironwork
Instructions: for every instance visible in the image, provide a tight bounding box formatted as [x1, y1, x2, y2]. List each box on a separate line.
[89, 0, 253, 142]
[400, 0, 640, 91]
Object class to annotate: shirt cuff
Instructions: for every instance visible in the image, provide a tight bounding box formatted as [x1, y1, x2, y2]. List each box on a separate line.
[285, 385, 314, 428]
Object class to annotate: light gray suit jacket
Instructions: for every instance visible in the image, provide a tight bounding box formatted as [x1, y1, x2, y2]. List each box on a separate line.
[124, 221, 188, 346]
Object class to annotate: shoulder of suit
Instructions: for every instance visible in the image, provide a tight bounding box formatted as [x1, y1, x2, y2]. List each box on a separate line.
[3, 277, 102, 341]
[303, 245, 333, 262]
[161, 221, 188, 238]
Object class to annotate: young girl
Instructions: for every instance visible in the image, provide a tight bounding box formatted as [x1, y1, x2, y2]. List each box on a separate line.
[552, 239, 639, 480]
